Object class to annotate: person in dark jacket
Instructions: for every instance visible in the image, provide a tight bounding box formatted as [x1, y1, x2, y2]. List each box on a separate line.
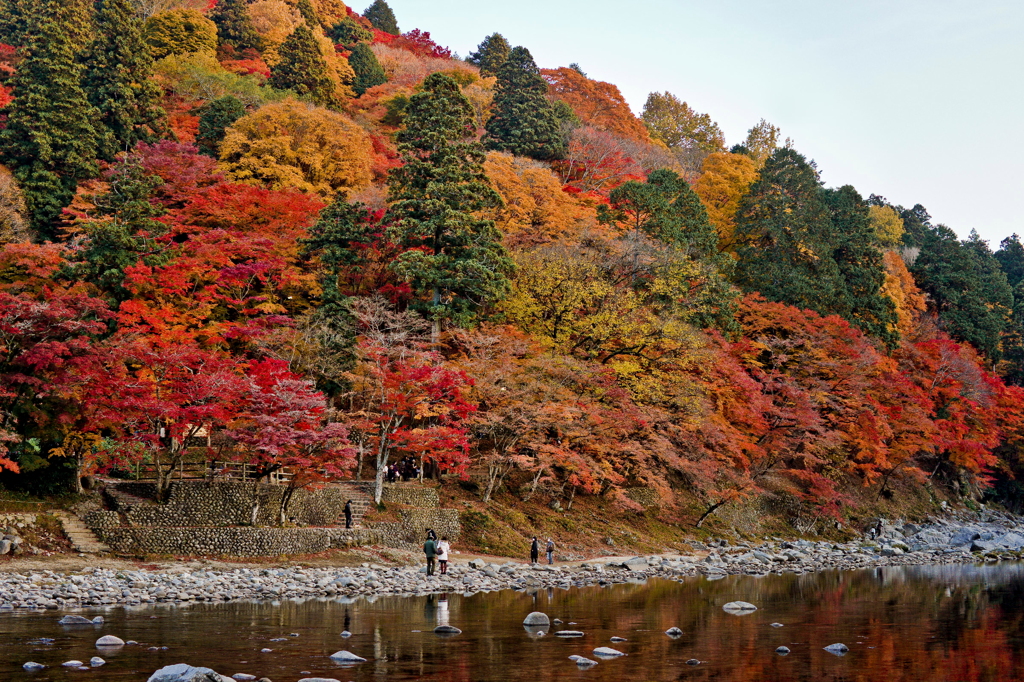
[530, 537, 539, 564]
[546, 538, 555, 564]
[344, 500, 353, 529]
[424, 534, 438, 576]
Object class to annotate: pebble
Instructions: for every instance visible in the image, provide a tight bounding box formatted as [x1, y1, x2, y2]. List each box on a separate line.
[90, 657, 105, 666]
[610, 636, 627, 642]
[776, 646, 791, 655]
[62, 660, 84, 667]
[23, 662, 45, 670]
[593, 647, 625, 657]
[555, 630, 585, 637]
[686, 659, 701, 665]
[824, 643, 849, 655]
[665, 627, 683, 637]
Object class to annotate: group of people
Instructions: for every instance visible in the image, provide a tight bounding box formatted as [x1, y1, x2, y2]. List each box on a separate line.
[386, 457, 420, 483]
[531, 537, 556, 565]
[422, 531, 558, 575]
[423, 528, 451, 576]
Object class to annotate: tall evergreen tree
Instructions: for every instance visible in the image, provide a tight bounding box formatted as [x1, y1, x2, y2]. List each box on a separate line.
[996, 234, 1024, 289]
[196, 95, 246, 158]
[0, 0, 99, 239]
[823, 185, 898, 347]
[903, 209, 1013, 360]
[209, 0, 264, 52]
[84, 0, 165, 162]
[296, 0, 319, 27]
[732, 148, 846, 316]
[467, 33, 510, 77]
[348, 42, 387, 96]
[387, 73, 511, 327]
[484, 46, 566, 161]
[268, 24, 338, 107]
[363, 0, 399, 35]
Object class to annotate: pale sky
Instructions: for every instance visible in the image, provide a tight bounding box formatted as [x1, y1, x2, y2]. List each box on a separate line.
[376, 0, 1023, 246]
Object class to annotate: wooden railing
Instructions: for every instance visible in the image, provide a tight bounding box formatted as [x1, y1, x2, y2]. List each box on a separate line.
[127, 461, 295, 485]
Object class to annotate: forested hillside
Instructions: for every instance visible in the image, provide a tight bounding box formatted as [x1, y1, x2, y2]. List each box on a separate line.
[1, 0, 1023, 532]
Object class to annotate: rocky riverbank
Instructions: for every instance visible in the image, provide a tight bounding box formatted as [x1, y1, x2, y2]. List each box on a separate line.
[0, 512, 1022, 609]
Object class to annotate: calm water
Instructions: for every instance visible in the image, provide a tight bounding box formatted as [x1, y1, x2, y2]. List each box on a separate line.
[4, 563, 1024, 682]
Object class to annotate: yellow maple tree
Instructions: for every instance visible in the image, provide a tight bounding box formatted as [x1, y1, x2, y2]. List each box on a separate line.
[219, 98, 373, 196]
[693, 152, 758, 251]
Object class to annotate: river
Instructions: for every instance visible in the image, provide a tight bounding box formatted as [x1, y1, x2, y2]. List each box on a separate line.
[3, 561, 1024, 681]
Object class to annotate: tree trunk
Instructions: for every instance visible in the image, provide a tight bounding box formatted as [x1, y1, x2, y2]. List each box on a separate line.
[249, 477, 261, 526]
[373, 433, 389, 505]
[279, 485, 296, 526]
[695, 500, 727, 528]
[355, 436, 365, 480]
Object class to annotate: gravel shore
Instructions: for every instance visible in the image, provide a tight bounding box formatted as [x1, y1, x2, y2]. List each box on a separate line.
[1, 511, 1022, 609]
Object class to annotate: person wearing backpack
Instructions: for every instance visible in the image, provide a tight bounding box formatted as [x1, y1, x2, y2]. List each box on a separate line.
[546, 538, 555, 565]
[424, 533, 437, 576]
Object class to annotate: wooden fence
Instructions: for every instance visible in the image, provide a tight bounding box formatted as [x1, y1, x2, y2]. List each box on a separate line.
[127, 461, 295, 485]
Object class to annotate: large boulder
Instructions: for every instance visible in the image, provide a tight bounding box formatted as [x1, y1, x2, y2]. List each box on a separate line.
[147, 664, 234, 682]
[949, 529, 981, 546]
[523, 611, 550, 626]
[623, 557, 648, 572]
[58, 615, 96, 625]
[998, 532, 1024, 550]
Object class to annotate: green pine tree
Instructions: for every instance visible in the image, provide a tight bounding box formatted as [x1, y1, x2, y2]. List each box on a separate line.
[467, 33, 510, 77]
[209, 0, 264, 52]
[597, 168, 737, 330]
[996, 234, 1024, 289]
[483, 46, 566, 161]
[0, 0, 34, 46]
[84, 0, 165, 162]
[732, 148, 847, 316]
[348, 42, 387, 96]
[387, 73, 511, 327]
[196, 95, 246, 158]
[268, 24, 338, 106]
[296, 0, 319, 27]
[823, 185, 898, 347]
[328, 17, 373, 46]
[71, 154, 168, 301]
[0, 0, 99, 239]
[363, 0, 398, 35]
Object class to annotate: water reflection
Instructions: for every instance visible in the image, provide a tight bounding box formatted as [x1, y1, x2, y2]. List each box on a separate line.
[3, 562, 1024, 681]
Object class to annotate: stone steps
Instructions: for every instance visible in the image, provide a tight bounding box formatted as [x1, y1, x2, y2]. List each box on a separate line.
[51, 511, 110, 554]
[331, 483, 374, 529]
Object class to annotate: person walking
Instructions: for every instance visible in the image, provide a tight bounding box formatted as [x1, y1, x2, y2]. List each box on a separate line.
[437, 536, 450, 574]
[530, 537, 539, 564]
[424, 533, 437, 576]
[344, 500, 353, 529]
[426, 528, 438, 541]
[546, 538, 555, 565]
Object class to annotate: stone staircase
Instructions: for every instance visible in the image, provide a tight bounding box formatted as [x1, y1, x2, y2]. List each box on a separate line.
[51, 511, 110, 554]
[331, 482, 374, 528]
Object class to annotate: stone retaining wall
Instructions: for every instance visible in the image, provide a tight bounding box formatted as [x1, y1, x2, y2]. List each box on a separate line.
[381, 485, 440, 508]
[368, 508, 460, 547]
[94, 527, 382, 557]
[110, 481, 351, 528]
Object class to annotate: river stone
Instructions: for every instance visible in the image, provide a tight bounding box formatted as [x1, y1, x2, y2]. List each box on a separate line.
[328, 650, 367, 663]
[96, 635, 126, 647]
[771, 623, 784, 628]
[665, 627, 683, 637]
[623, 557, 648, 572]
[523, 611, 550, 626]
[147, 664, 234, 682]
[58, 615, 95, 625]
[23, 662, 45, 670]
[92, 616, 104, 624]
[91, 657, 105, 666]
[824, 643, 849, 656]
[434, 625, 461, 635]
[339, 631, 352, 638]
[949, 529, 981, 546]
[231, 675, 256, 681]
[555, 630, 585, 637]
[723, 601, 758, 614]
[610, 636, 627, 642]
[593, 647, 625, 657]
[63, 660, 85, 667]
[574, 657, 598, 668]
[686, 659, 701, 666]
[776, 646, 791, 655]
[298, 679, 342, 682]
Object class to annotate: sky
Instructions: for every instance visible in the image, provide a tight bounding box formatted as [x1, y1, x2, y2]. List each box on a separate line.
[375, 0, 1023, 245]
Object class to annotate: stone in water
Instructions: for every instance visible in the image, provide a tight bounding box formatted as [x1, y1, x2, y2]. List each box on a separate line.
[523, 611, 550, 626]
[146, 664, 234, 682]
[556, 630, 585, 637]
[722, 601, 758, 614]
[58, 615, 95, 625]
[23, 662, 45, 670]
[776, 646, 791, 655]
[96, 635, 125, 647]
[90, 657, 105, 666]
[593, 647, 625, 657]
[329, 650, 367, 663]
[665, 627, 683, 637]
[62, 660, 84, 667]
[824, 643, 849, 656]
[434, 625, 461, 635]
